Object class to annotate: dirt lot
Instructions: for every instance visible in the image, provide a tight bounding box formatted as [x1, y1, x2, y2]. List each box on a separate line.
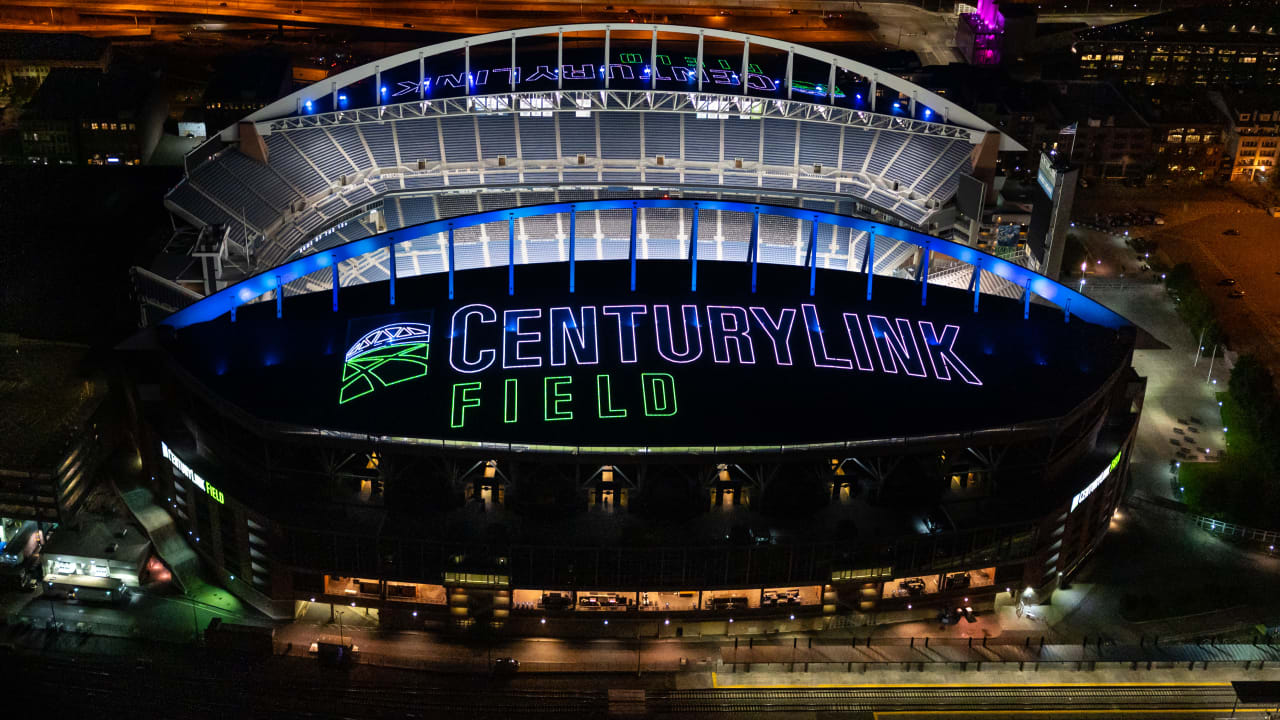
[1074, 183, 1280, 374]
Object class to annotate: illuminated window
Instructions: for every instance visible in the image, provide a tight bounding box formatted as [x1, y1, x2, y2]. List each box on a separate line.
[1242, 57, 1258, 64]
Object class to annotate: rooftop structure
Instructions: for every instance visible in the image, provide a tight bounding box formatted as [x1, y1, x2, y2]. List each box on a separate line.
[0, 32, 111, 99]
[1075, 1, 1280, 89]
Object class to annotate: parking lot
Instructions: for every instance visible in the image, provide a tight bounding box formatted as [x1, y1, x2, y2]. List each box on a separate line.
[1075, 184, 1280, 372]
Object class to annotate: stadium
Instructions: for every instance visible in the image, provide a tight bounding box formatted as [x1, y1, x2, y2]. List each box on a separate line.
[124, 25, 1146, 631]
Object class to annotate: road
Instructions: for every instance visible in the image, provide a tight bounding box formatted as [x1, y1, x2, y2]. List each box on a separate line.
[0, 0, 1152, 50]
[0, 0, 882, 40]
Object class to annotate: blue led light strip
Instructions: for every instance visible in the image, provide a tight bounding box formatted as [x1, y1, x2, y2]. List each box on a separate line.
[162, 199, 1132, 331]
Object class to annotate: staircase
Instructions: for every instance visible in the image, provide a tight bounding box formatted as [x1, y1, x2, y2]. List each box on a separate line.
[117, 484, 200, 594]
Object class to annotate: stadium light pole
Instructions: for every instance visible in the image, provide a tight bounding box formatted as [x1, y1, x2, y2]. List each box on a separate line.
[629, 203, 638, 291]
[569, 206, 577, 293]
[863, 231, 875, 301]
[447, 224, 455, 300]
[806, 216, 818, 297]
[689, 203, 699, 292]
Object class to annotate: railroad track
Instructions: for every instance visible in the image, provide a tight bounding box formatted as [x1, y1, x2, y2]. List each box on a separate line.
[648, 684, 1237, 713]
[7, 654, 609, 718]
[4, 653, 1242, 717]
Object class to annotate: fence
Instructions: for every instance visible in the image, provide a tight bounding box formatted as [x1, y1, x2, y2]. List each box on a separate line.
[1192, 515, 1280, 547]
[718, 635, 1280, 674]
[1130, 493, 1280, 548]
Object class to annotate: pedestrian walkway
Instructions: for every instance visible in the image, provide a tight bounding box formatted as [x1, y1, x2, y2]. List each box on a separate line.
[117, 483, 199, 594]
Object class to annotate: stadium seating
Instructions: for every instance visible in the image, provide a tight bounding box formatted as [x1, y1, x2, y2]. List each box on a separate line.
[168, 111, 977, 272]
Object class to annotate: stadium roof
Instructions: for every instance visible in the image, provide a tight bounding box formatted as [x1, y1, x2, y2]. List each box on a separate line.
[162, 197, 1130, 332]
[223, 23, 1022, 152]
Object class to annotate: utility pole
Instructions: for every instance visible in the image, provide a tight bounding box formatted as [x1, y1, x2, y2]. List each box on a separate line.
[1206, 344, 1218, 383]
[1194, 326, 1207, 365]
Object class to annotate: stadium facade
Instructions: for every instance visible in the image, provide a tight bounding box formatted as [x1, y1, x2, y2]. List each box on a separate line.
[125, 26, 1144, 631]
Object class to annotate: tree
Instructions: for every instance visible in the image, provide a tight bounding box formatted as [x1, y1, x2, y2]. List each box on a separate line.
[1228, 354, 1277, 435]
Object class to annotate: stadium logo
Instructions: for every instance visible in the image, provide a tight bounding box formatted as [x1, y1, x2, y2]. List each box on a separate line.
[339, 322, 432, 404]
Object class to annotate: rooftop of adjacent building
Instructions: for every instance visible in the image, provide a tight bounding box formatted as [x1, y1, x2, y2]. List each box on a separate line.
[0, 32, 109, 63]
[0, 334, 107, 470]
[1212, 89, 1280, 123]
[907, 69, 1147, 135]
[203, 48, 291, 105]
[23, 66, 154, 121]
[41, 512, 150, 569]
[1076, 0, 1280, 45]
[1126, 87, 1229, 128]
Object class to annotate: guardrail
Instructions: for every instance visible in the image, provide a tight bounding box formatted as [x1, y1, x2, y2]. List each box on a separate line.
[1130, 494, 1280, 548]
[1193, 515, 1280, 546]
[718, 636, 1280, 674]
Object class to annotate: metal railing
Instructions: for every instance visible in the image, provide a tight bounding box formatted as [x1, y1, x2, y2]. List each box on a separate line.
[1193, 515, 1280, 546]
[160, 197, 1131, 331]
[1129, 493, 1280, 547]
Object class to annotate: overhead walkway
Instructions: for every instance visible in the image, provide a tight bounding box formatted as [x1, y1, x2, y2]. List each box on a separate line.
[117, 484, 199, 596]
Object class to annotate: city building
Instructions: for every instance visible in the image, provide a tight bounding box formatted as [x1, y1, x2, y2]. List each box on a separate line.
[955, 0, 1037, 66]
[1048, 82, 1151, 182]
[0, 32, 110, 102]
[1211, 91, 1280, 181]
[125, 26, 1140, 631]
[19, 67, 167, 165]
[1127, 88, 1227, 181]
[41, 515, 150, 589]
[0, 335, 112, 528]
[905, 69, 1149, 180]
[1074, 2, 1280, 89]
